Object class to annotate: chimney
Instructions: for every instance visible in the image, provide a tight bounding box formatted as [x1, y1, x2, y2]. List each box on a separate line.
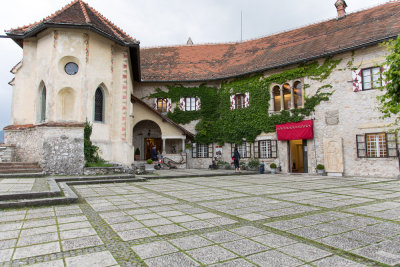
[187, 37, 194, 45]
[335, 0, 347, 20]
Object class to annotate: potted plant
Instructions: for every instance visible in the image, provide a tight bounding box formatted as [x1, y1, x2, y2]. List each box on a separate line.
[145, 158, 155, 173]
[248, 159, 260, 171]
[134, 148, 140, 161]
[316, 164, 325, 176]
[270, 163, 277, 174]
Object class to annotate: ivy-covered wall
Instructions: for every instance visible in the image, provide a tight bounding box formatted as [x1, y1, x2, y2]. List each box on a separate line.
[147, 58, 341, 144]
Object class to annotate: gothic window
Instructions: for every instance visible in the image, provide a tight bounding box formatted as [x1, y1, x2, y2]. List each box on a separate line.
[273, 86, 281, 111]
[157, 98, 168, 113]
[94, 87, 104, 122]
[293, 81, 303, 108]
[283, 83, 291, 110]
[40, 84, 46, 122]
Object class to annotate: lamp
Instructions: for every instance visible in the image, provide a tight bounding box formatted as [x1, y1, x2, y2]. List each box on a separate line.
[147, 130, 151, 137]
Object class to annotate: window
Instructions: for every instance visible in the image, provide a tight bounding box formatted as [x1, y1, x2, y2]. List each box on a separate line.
[185, 97, 197, 111]
[157, 98, 168, 113]
[254, 140, 278, 158]
[94, 87, 104, 122]
[293, 82, 303, 108]
[40, 84, 46, 122]
[231, 143, 251, 158]
[273, 86, 281, 111]
[356, 133, 398, 158]
[64, 62, 79, 75]
[362, 67, 382, 90]
[283, 83, 291, 110]
[235, 94, 245, 109]
[192, 143, 213, 158]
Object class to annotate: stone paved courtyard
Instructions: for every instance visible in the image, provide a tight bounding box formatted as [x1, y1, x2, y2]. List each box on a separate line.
[1, 173, 400, 266]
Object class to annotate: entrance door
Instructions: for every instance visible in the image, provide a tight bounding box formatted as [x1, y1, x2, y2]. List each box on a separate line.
[145, 138, 162, 160]
[289, 139, 308, 173]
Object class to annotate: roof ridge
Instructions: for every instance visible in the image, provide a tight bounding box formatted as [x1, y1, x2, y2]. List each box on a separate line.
[79, 0, 91, 24]
[83, 1, 136, 43]
[6, 0, 79, 33]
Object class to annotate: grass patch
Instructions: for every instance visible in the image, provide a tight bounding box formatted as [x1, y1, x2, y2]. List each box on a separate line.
[85, 162, 114, 168]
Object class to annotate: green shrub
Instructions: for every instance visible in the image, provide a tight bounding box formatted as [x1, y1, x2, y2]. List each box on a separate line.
[146, 159, 153, 164]
[316, 164, 325, 170]
[84, 120, 101, 164]
[270, 163, 277, 169]
[248, 159, 260, 168]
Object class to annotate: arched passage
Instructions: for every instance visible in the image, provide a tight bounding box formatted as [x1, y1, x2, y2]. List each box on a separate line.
[132, 120, 162, 160]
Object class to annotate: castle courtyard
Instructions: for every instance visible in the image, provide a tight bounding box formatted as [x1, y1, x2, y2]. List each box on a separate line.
[1, 172, 400, 266]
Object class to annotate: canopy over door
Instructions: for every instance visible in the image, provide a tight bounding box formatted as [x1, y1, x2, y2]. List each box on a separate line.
[276, 120, 313, 141]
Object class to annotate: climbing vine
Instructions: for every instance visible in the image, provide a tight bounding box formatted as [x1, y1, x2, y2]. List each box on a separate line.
[147, 58, 341, 144]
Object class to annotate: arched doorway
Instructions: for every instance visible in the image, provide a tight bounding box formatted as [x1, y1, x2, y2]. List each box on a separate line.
[132, 120, 162, 160]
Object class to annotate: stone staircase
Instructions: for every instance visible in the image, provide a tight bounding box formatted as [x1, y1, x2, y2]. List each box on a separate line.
[0, 162, 44, 177]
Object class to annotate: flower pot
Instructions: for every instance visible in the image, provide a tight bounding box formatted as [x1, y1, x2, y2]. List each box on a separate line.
[270, 168, 277, 174]
[317, 169, 324, 176]
[144, 163, 155, 173]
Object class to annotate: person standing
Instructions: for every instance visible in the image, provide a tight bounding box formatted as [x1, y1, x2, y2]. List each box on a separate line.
[157, 150, 163, 169]
[233, 147, 241, 173]
[150, 145, 157, 162]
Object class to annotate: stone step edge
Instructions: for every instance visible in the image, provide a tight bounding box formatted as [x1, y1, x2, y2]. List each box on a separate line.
[140, 171, 260, 180]
[0, 177, 147, 208]
[0, 172, 45, 178]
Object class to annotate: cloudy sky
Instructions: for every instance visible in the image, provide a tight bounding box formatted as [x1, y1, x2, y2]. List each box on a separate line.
[0, 0, 390, 130]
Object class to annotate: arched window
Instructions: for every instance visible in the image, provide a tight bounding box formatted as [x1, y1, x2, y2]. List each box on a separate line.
[283, 83, 291, 110]
[273, 86, 281, 111]
[40, 84, 46, 122]
[294, 81, 303, 108]
[94, 87, 104, 122]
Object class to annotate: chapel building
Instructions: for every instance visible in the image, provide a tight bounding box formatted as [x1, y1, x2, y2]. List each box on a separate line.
[2, 0, 400, 177]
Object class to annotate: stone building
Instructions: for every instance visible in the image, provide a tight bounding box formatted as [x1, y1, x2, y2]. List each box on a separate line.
[2, 0, 400, 177]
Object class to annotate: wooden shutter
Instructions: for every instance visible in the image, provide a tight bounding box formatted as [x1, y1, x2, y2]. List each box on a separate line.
[381, 65, 390, 86]
[230, 95, 236, 110]
[386, 133, 398, 158]
[179, 98, 185, 111]
[208, 144, 213, 158]
[271, 140, 278, 158]
[244, 92, 250, 108]
[196, 97, 201, 111]
[166, 98, 172, 112]
[254, 142, 259, 158]
[192, 143, 197, 158]
[356, 135, 366, 158]
[352, 69, 362, 92]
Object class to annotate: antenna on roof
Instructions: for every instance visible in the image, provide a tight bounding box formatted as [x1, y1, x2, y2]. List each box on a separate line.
[241, 10, 243, 42]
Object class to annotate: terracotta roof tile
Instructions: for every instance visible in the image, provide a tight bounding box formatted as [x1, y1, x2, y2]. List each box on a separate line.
[6, 0, 138, 46]
[140, 1, 400, 81]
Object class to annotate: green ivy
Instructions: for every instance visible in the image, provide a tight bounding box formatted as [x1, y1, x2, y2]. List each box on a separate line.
[147, 58, 340, 144]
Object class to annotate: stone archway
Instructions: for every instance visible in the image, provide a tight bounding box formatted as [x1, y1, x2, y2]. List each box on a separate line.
[132, 120, 162, 160]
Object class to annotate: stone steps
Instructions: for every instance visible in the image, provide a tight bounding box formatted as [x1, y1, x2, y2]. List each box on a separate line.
[0, 168, 43, 174]
[0, 162, 43, 177]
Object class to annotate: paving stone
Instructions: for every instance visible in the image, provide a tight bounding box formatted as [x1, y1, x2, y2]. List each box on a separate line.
[237, 213, 269, 221]
[133, 213, 161, 220]
[20, 225, 58, 237]
[0, 222, 23, 232]
[287, 227, 330, 240]
[202, 230, 243, 243]
[65, 251, 118, 267]
[110, 221, 144, 232]
[23, 218, 57, 228]
[0, 230, 19, 240]
[0, 248, 13, 262]
[17, 232, 59, 247]
[180, 220, 214, 230]
[221, 239, 269, 256]
[193, 213, 221, 220]
[132, 240, 178, 259]
[247, 250, 303, 266]
[312, 255, 367, 267]
[145, 252, 199, 267]
[61, 235, 103, 251]
[278, 243, 332, 262]
[229, 226, 269, 238]
[318, 235, 364, 250]
[210, 258, 256, 267]
[251, 233, 297, 248]
[0, 239, 16, 250]
[13, 242, 60, 260]
[353, 243, 400, 266]
[170, 235, 213, 250]
[151, 224, 186, 235]
[58, 221, 92, 231]
[60, 228, 97, 240]
[27, 259, 65, 267]
[141, 218, 173, 227]
[341, 230, 385, 244]
[187, 245, 237, 265]
[169, 215, 198, 223]
[118, 228, 156, 241]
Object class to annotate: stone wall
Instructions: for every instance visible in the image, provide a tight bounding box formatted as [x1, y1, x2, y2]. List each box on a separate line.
[0, 145, 16, 162]
[4, 124, 84, 175]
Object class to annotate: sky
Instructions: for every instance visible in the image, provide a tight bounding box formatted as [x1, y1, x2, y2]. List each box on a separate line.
[0, 0, 390, 130]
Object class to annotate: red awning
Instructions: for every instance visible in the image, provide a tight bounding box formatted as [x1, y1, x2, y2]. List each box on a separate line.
[276, 120, 313, 141]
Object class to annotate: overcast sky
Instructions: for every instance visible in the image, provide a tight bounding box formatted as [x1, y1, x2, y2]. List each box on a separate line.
[0, 0, 390, 130]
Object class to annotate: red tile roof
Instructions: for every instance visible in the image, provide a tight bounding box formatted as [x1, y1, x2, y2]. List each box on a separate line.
[140, 1, 400, 82]
[6, 0, 138, 46]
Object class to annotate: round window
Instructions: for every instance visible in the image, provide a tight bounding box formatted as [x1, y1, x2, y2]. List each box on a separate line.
[64, 62, 79, 75]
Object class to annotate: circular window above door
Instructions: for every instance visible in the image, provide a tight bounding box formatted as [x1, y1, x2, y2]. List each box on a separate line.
[64, 62, 79, 75]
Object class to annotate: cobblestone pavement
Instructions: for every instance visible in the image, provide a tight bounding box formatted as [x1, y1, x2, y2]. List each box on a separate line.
[1, 174, 400, 266]
[0, 178, 49, 193]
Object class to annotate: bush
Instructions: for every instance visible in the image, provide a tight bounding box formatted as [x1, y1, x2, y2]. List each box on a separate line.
[270, 163, 277, 169]
[248, 159, 260, 168]
[146, 159, 153, 164]
[316, 164, 325, 170]
[84, 120, 101, 164]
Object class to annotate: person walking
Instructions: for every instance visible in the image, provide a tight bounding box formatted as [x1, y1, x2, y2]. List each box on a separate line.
[233, 147, 241, 173]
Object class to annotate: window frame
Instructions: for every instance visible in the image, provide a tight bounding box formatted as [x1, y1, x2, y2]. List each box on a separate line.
[231, 143, 251, 158]
[185, 97, 197, 111]
[192, 143, 213, 158]
[356, 132, 398, 158]
[361, 67, 382, 91]
[40, 84, 46, 123]
[235, 94, 246, 109]
[156, 98, 168, 113]
[255, 140, 278, 159]
[94, 87, 105, 122]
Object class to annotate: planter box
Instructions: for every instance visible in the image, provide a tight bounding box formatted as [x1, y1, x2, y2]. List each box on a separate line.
[144, 164, 155, 173]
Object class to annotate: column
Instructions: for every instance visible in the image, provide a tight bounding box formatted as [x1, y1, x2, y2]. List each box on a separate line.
[280, 88, 284, 111]
[162, 138, 166, 155]
[182, 139, 185, 153]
